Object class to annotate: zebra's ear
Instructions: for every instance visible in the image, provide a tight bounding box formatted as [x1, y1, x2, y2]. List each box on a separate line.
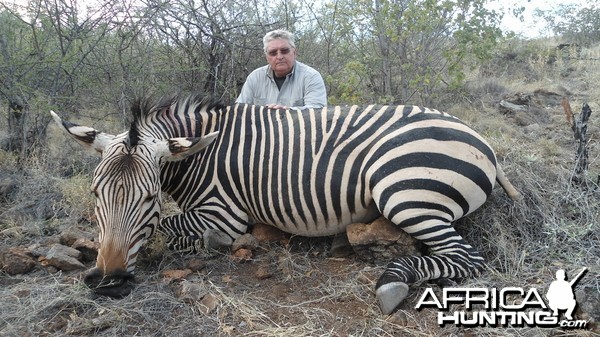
[157, 131, 219, 162]
[50, 111, 115, 155]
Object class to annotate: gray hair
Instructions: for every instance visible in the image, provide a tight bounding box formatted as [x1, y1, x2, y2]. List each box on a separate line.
[263, 29, 296, 53]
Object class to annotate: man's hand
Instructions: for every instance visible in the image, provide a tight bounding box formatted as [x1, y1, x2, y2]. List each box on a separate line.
[265, 103, 288, 110]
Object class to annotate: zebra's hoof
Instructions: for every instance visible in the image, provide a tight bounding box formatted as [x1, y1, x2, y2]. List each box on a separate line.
[376, 281, 409, 315]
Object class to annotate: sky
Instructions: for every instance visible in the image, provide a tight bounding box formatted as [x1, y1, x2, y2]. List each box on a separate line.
[2, 0, 589, 39]
[488, 0, 585, 38]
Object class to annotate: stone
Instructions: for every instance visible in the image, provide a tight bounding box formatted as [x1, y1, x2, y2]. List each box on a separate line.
[203, 228, 233, 249]
[347, 217, 404, 245]
[498, 100, 528, 115]
[251, 223, 288, 242]
[255, 263, 273, 280]
[199, 293, 220, 314]
[162, 269, 192, 281]
[533, 88, 564, 107]
[60, 227, 96, 247]
[175, 280, 208, 304]
[186, 258, 206, 272]
[71, 238, 99, 262]
[230, 248, 252, 262]
[41, 243, 85, 271]
[231, 233, 259, 252]
[346, 217, 422, 264]
[28, 243, 51, 258]
[498, 91, 550, 126]
[0, 247, 37, 275]
[576, 287, 600, 325]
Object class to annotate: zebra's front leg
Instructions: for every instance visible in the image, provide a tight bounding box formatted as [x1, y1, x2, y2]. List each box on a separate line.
[158, 212, 237, 253]
[375, 221, 485, 315]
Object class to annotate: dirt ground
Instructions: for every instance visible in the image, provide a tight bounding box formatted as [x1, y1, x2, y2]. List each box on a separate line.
[1, 226, 597, 337]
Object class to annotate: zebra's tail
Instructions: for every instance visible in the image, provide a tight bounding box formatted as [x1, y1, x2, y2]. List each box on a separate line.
[496, 164, 521, 201]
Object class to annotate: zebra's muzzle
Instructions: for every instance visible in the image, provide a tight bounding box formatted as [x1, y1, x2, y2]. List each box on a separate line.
[84, 267, 135, 298]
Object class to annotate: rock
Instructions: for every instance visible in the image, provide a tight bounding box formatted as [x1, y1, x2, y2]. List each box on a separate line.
[533, 88, 564, 107]
[231, 233, 259, 252]
[203, 228, 233, 249]
[186, 258, 206, 272]
[347, 217, 406, 245]
[28, 243, 51, 258]
[230, 248, 252, 263]
[60, 227, 96, 247]
[41, 243, 85, 271]
[498, 99, 528, 115]
[162, 269, 193, 281]
[199, 293, 220, 314]
[255, 263, 273, 280]
[49, 243, 81, 258]
[576, 287, 600, 326]
[346, 217, 422, 264]
[498, 91, 550, 126]
[0, 247, 37, 275]
[251, 223, 288, 242]
[502, 92, 533, 106]
[175, 280, 208, 304]
[71, 238, 99, 262]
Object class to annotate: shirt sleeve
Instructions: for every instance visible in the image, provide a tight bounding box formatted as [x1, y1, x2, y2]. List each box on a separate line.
[292, 70, 327, 110]
[235, 71, 257, 104]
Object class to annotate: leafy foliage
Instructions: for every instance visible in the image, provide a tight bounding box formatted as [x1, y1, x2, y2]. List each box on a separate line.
[0, 0, 584, 162]
[536, 2, 600, 45]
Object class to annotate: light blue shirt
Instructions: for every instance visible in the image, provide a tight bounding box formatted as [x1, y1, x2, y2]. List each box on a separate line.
[236, 61, 327, 110]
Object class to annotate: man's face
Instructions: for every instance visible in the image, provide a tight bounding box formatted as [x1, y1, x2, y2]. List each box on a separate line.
[265, 38, 296, 78]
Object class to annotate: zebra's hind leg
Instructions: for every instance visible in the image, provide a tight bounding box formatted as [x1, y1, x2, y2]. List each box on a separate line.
[375, 221, 485, 315]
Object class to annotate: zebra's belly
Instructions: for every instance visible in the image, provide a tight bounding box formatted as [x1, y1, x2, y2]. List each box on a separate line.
[250, 202, 380, 237]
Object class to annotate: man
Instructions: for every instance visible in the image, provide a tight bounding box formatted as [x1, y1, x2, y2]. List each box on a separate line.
[236, 29, 327, 110]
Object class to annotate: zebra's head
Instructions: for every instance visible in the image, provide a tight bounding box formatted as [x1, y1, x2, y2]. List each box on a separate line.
[50, 110, 218, 297]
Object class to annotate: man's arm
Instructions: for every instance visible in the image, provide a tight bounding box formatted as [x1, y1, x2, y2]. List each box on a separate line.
[235, 78, 254, 104]
[290, 69, 327, 110]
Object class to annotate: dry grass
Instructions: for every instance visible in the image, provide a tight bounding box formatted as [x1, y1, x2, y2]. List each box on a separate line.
[1, 38, 599, 336]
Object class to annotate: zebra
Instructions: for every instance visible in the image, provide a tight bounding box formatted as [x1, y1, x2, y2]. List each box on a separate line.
[50, 94, 520, 314]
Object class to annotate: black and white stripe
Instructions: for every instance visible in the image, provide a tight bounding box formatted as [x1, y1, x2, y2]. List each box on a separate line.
[53, 94, 519, 313]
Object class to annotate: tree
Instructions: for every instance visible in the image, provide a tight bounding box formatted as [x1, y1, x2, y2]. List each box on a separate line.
[308, 0, 502, 105]
[536, 2, 600, 45]
[0, 0, 113, 159]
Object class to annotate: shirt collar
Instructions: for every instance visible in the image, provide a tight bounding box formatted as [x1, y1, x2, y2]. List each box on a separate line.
[266, 61, 298, 79]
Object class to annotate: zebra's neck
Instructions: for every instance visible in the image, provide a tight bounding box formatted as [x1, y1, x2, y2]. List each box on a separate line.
[135, 95, 224, 140]
[157, 105, 226, 208]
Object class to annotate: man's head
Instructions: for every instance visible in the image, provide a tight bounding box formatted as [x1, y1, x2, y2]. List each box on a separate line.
[263, 29, 297, 78]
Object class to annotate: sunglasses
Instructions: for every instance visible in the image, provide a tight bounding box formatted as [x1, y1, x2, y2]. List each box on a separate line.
[266, 47, 292, 57]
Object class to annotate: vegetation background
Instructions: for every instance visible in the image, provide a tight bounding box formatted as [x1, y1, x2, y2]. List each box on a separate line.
[0, 0, 599, 336]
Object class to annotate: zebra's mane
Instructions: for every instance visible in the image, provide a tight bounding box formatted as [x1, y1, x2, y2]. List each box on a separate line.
[127, 94, 227, 144]
[127, 97, 157, 148]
